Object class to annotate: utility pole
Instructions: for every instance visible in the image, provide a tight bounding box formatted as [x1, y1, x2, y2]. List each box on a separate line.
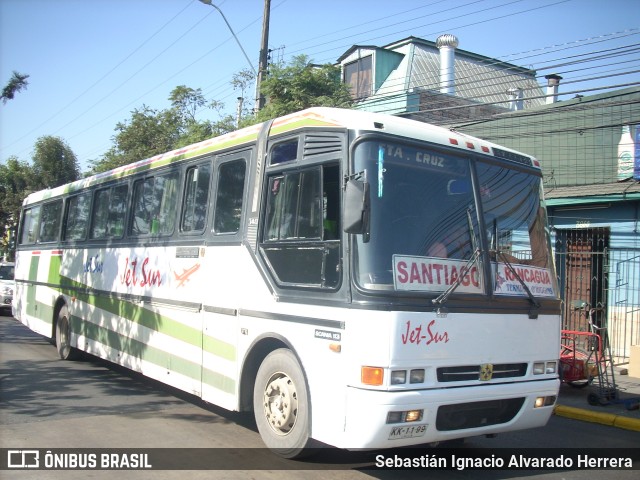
[235, 97, 243, 128]
[256, 0, 270, 112]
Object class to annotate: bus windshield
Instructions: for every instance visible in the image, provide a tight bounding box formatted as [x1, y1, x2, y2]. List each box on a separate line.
[352, 140, 556, 299]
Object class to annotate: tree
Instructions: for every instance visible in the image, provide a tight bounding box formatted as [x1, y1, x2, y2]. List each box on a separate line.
[89, 106, 182, 174]
[231, 68, 257, 119]
[90, 88, 240, 174]
[252, 55, 353, 124]
[169, 85, 206, 124]
[0, 157, 34, 259]
[173, 116, 236, 149]
[1, 71, 29, 104]
[231, 69, 255, 101]
[31, 136, 80, 189]
[93, 56, 352, 175]
[169, 88, 237, 147]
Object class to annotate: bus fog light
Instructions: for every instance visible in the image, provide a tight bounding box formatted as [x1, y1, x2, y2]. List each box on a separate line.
[391, 370, 406, 385]
[533, 362, 545, 375]
[387, 411, 403, 424]
[404, 410, 423, 422]
[386, 410, 424, 424]
[534, 396, 556, 408]
[410, 369, 425, 383]
[546, 361, 557, 374]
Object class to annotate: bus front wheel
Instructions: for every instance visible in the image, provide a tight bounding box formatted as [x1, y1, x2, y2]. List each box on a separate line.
[253, 348, 312, 458]
[55, 305, 78, 360]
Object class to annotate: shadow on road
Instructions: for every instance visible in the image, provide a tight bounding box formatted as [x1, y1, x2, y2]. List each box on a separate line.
[0, 315, 254, 431]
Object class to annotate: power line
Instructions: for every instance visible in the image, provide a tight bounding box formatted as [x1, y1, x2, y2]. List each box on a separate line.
[11, 0, 634, 170]
[2, 0, 198, 154]
[72, 0, 290, 161]
[81, 2, 635, 138]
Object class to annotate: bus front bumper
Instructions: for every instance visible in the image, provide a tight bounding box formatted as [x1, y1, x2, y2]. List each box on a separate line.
[338, 379, 559, 450]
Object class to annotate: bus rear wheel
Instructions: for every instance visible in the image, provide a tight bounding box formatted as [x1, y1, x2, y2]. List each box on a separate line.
[55, 305, 78, 360]
[253, 348, 312, 458]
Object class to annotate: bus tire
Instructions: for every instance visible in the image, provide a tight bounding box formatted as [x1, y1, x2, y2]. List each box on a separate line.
[253, 348, 312, 458]
[55, 305, 78, 360]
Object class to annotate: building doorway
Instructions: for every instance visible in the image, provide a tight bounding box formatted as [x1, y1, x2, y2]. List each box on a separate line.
[554, 227, 610, 332]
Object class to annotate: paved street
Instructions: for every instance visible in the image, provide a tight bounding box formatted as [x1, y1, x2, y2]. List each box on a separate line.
[1, 314, 638, 479]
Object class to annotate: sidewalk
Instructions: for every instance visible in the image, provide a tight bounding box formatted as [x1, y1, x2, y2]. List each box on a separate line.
[554, 368, 640, 432]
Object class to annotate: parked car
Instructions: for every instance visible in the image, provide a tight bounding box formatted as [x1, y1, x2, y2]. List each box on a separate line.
[0, 262, 15, 315]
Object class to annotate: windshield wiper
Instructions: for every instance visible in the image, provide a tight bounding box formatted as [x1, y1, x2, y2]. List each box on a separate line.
[466, 207, 478, 252]
[432, 207, 481, 311]
[494, 249, 541, 319]
[432, 247, 481, 310]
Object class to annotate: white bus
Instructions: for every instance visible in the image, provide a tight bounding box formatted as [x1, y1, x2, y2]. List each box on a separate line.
[14, 107, 561, 457]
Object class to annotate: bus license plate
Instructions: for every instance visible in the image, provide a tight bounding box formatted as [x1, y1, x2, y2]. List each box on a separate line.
[388, 424, 427, 440]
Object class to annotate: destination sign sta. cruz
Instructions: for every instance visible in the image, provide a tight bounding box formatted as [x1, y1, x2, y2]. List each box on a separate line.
[377, 143, 468, 176]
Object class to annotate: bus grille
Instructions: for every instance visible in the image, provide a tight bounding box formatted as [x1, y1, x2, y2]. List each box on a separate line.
[437, 363, 527, 382]
[436, 398, 525, 431]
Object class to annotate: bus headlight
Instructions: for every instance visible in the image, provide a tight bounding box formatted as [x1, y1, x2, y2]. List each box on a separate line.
[390, 370, 406, 385]
[364, 367, 426, 386]
[389, 368, 426, 385]
[534, 361, 558, 375]
[410, 369, 425, 384]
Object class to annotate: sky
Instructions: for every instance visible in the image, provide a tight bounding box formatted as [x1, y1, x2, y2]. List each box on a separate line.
[1, 0, 639, 173]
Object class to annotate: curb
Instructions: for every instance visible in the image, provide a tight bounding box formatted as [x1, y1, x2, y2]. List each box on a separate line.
[554, 404, 640, 432]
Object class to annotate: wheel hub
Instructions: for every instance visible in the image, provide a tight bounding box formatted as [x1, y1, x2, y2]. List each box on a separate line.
[263, 373, 298, 435]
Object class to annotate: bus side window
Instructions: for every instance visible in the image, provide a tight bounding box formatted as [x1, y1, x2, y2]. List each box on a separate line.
[181, 163, 212, 233]
[19, 206, 41, 245]
[270, 139, 298, 165]
[131, 171, 179, 236]
[91, 184, 128, 239]
[261, 164, 340, 289]
[213, 160, 246, 234]
[63, 193, 92, 242]
[323, 165, 340, 239]
[38, 200, 63, 243]
[265, 170, 322, 241]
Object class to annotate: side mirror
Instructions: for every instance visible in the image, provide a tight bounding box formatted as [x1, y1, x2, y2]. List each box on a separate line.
[343, 179, 370, 240]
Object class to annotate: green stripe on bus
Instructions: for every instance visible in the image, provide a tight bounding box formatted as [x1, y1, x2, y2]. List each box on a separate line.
[270, 118, 338, 135]
[24, 116, 334, 204]
[202, 368, 236, 394]
[28, 254, 40, 281]
[71, 314, 200, 381]
[27, 255, 40, 318]
[203, 335, 235, 362]
[48, 255, 62, 285]
[27, 132, 260, 202]
[52, 273, 236, 361]
[56, 275, 199, 344]
[190, 133, 258, 158]
[70, 314, 236, 394]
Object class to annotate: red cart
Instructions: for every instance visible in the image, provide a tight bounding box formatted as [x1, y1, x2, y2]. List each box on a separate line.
[559, 329, 601, 388]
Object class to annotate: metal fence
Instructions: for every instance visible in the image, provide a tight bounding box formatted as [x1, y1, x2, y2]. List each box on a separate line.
[554, 228, 640, 365]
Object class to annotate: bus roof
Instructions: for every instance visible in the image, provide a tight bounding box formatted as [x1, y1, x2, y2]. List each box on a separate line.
[23, 107, 538, 206]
